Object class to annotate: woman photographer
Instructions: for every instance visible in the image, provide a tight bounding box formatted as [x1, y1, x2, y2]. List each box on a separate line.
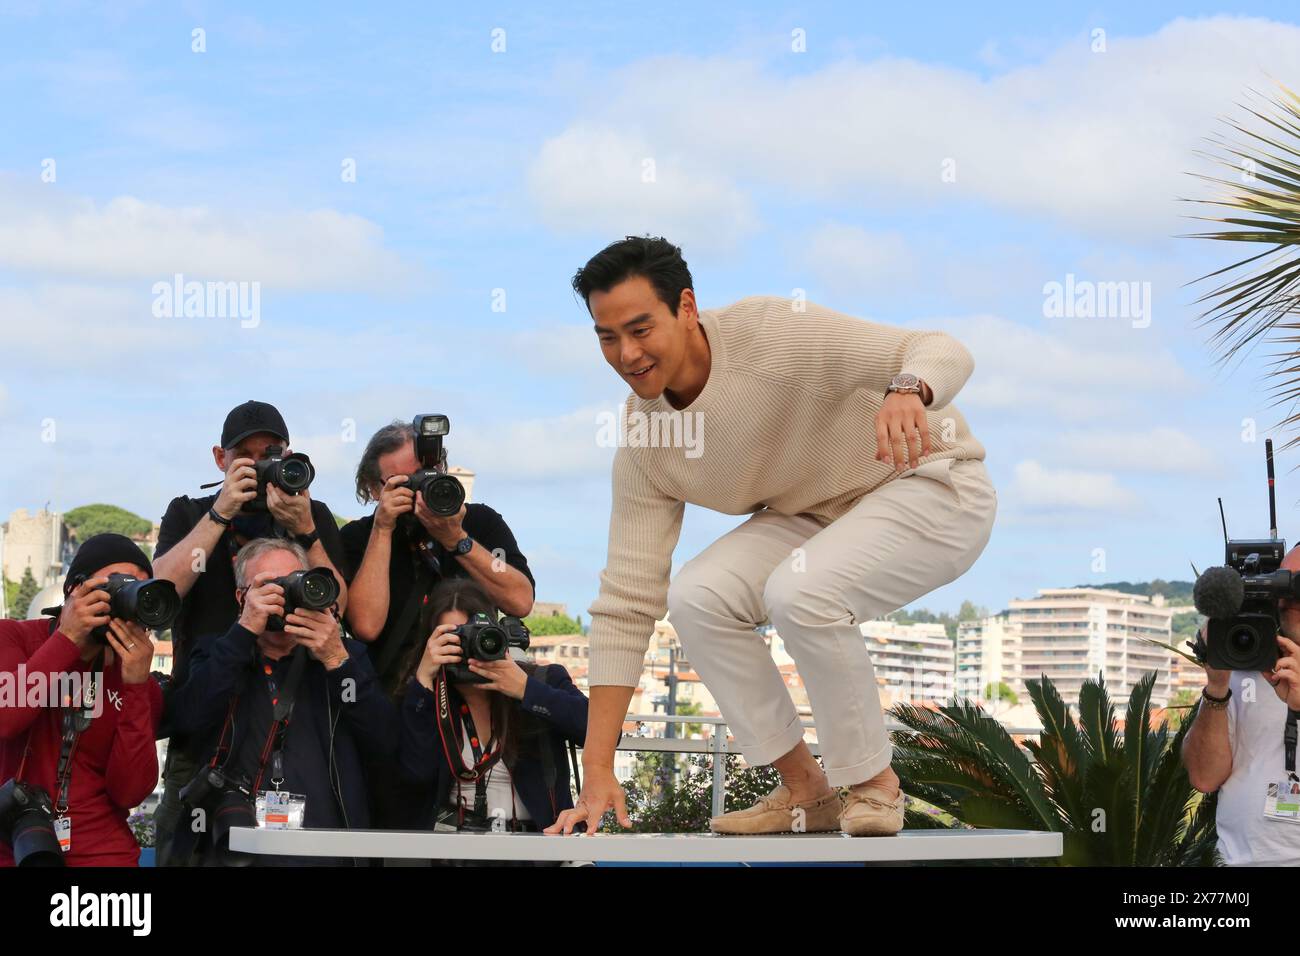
[0, 535, 163, 867]
[397, 579, 587, 845]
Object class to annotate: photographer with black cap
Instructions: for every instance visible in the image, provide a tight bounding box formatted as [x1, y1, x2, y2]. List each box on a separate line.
[341, 417, 535, 831]
[165, 537, 395, 866]
[0, 534, 164, 866]
[150, 399, 350, 865]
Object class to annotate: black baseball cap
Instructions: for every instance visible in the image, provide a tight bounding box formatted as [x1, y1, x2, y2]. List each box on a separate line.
[221, 400, 289, 449]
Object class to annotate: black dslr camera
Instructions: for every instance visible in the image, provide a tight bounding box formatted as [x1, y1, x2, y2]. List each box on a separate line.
[0, 779, 63, 867]
[179, 767, 255, 867]
[1195, 439, 1299, 671]
[445, 612, 530, 684]
[398, 414, 466, 517]
[71, 572, 181, 644]
[244, 444, 315, 513]
[265, 567, 340, 631]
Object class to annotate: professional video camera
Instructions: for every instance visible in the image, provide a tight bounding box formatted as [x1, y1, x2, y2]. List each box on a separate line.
[1193, 438, 1298, 671]
[67, 572, 181, 644]
[397, 414, 466, 517]
[444, 612, 530, 684]
[264, 567, 340, 631]
[0, 778, 63, 867]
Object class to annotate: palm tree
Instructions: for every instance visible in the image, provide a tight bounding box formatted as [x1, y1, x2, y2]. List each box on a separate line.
[890, 672, 1219, 866]
[1187, 83, 1300, 449]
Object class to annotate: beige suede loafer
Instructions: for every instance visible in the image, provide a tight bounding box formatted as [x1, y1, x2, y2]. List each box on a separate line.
[839, 785, 905, 837]
[708, 784, 843, 835]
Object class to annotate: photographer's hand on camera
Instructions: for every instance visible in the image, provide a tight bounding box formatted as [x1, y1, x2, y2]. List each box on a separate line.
[104, 619, 153, 684]
[465, 656, 528, 699]
[1267, 634, 1300, 709]
[373, 475, 416, 534]
[415, 496, 467, 550]
[1194, 625, 1232, 696]
[415, 625, 462, 689]
[286, 608, 348, 670]
[238, 573, 285, 635]
[213, 456, 258, 521]
[58, 576, 112, 649]
[266, 483, 316, 537]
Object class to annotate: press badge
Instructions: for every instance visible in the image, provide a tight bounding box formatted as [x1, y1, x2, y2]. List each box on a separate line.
[1263, 779, 1300, 823]
[54, 816, 71, 852]
[256, 791, 306, 829]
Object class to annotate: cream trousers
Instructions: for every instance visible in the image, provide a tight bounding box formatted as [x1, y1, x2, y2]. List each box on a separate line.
[666, 457, 997, 787]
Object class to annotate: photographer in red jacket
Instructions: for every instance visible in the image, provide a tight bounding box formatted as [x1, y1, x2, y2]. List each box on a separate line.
[0, 534, 164, 866]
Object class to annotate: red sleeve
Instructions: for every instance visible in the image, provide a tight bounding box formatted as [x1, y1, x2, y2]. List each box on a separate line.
[0, 623, 81, 739]
[103, 678, 162, 810]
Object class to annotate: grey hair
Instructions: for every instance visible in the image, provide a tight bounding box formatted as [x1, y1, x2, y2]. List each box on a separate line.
[355, 419, 416, 504]
[234, 538, 308, 589]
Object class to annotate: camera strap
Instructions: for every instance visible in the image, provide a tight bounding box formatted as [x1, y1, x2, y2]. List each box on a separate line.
[253, 646, 308, 793]
[1286, 708, 1300, 780]
[52, 649, 102, 817]
[432, 671, 504, 807]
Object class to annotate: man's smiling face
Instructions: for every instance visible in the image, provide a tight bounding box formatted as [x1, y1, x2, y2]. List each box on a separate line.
[590, 274, 691, 400]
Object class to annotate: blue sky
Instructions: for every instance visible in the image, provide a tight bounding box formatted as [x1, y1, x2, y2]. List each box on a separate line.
[3, 1, 1300, 622]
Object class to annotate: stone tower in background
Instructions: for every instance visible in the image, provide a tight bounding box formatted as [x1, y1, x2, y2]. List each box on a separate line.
[2, 508, 68, 589]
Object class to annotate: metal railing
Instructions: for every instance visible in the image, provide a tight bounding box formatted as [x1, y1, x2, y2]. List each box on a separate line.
[614, 713, 1042, 817]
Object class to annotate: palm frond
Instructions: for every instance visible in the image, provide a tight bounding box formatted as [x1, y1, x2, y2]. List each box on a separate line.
[1187, 82, 1300, 444]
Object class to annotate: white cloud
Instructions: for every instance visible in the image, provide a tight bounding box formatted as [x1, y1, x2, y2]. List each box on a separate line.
[923, 313, 1195, 421]
[1011, 459, 1140, 511]
[0, 177, 418, 291]
[1047, 426, 1222, 477]
[526, 125, 759, 251]
[451, 403, 622, 483]
[528, 17, 1300, 240]
[801, 224, 917, 296]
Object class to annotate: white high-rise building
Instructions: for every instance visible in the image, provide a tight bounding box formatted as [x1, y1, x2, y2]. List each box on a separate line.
[1010, 587, 1172, 708]
[860, 619, 955, 705]
[956, 614, 1023, 701]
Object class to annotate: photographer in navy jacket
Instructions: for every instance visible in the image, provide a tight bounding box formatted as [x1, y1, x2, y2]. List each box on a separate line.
[168, 538, 397, 865]
[398, 579, 587, 836]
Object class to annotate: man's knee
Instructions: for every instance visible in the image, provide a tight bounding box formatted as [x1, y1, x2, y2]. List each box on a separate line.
[763, 565, 845, 633]
[667, 561, 729, 629]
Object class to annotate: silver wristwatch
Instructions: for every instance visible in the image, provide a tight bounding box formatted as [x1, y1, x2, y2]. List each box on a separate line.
[886, 372, 923, 396]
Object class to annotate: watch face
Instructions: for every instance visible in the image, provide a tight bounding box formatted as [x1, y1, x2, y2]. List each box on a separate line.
[892, 373, 920, 389]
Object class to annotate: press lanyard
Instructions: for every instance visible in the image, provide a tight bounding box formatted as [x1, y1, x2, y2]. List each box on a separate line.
[1285, 708, 1300, 781]
[53, 650, 101, 818]
[253, 646, 307, 792]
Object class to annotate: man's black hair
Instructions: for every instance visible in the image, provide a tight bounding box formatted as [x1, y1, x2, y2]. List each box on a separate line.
[571, 236, 693, 316]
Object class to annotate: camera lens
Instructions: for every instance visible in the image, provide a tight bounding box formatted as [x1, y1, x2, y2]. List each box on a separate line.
[422, 474, 465, 516]
[11, 809, 63, 867]
[278, 459, 310, 491]
[478, 626, 505, 657]
[302, 572, 331, 607]
[1225, 625, 1261, 667]
[133, 581, 179, 628]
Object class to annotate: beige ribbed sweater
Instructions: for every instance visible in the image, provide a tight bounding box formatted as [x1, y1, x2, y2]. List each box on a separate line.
[587, 295, 985, 687]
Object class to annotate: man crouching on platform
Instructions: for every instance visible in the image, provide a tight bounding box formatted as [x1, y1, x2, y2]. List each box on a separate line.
[548, 236, 997, 838]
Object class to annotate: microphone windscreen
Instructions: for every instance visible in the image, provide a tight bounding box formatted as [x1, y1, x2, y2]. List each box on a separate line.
[1193, 566, 1246, 619]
